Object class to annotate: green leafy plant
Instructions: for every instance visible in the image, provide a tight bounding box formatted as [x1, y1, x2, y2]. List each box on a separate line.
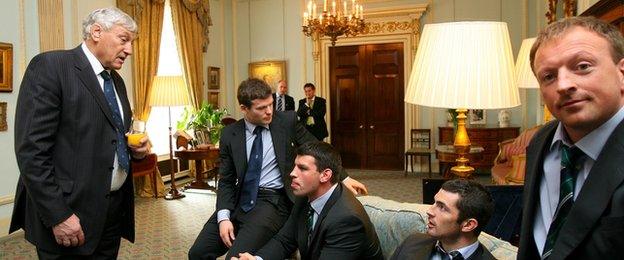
[177, 101, 228, 144]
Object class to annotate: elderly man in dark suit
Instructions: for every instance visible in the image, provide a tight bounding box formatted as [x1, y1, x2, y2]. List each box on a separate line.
[235, 142, 383, 260]
[518, 16, 624, 260]
[10, 7, 149, 259]
[272, 80, 295, 111]
[188, 78, 367, 260]
[391, 179, 495, 260]
[297, 83, 328, 141]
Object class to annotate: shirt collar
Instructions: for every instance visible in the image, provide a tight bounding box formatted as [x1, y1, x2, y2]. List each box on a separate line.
[80, 42, 106, 76]
[549, 106, 624, 161]
[243, 119, 269, 134]
[436, 240, 480, 259]
[309, 183, 338, 215]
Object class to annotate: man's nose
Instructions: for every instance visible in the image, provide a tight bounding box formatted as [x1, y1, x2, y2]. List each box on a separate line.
[555, 70, 576, 93]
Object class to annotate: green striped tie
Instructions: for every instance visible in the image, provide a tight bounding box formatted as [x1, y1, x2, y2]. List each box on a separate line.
[542, 145, 585, 259]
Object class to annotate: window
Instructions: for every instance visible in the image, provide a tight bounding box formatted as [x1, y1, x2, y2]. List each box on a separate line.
[146, 0, 187, 156]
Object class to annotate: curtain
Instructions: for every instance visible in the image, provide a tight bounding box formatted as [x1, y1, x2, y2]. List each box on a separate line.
[170, 0, 211, 108]
[117, 0, 167, 197]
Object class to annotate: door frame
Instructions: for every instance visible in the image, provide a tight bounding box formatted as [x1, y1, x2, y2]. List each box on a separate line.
[309, 4, 428, 154]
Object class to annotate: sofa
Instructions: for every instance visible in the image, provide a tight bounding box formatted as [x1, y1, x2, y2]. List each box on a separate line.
[491, 126, 541, 185]
[357, 195, 518, 260]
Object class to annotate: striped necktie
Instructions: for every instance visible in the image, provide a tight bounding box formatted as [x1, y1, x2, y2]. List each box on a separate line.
[277, 95, 283, 111]
[542, 145, 585, 259]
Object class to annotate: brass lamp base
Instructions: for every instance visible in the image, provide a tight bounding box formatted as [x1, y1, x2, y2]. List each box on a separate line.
[451, 108, 475, 179]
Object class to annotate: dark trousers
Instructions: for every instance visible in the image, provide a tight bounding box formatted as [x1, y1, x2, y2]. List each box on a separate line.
[189, 189, 292, 260]
[36, 190, 124, 260]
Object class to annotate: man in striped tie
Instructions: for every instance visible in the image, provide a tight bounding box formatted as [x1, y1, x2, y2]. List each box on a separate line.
[272, 80, 295, 112]
[518, 16, 624, 259]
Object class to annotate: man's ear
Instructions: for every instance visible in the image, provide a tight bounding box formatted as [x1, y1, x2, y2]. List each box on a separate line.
[319, 169, 333, 184]
[460, 218, 478, 233]
[617, 58, 624, 88]
[90, 23, 103, 41]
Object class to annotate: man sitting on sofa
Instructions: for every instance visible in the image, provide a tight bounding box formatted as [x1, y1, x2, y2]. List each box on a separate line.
[235, 142, 383, 260]
[391, 179, 495, 260]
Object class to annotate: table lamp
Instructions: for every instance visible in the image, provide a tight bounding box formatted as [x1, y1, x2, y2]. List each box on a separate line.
[515, 37, 553, 122]
[150, 75, 190, 200]
[405, 21, 520, 178]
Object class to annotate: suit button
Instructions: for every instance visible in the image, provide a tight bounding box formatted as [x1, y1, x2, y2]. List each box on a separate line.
[112, 140, 117, 145]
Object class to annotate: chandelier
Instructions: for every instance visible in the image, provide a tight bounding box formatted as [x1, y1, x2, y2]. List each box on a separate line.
[302, 0, 366, 46]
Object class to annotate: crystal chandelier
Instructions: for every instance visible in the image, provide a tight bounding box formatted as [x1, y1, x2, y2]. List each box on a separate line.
[302, 0, 366, 46]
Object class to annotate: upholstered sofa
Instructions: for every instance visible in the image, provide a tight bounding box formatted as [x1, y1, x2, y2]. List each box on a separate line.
[357, 196, 518, 260]
[491, 126, 541, 185]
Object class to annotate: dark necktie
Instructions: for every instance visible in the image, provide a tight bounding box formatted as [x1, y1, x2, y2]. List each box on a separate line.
[277, 95, 283, 111]
[101, 71, 129, 173]
[307, 203, 315, 244]
[542, 145, 585, 259]
[435, 242, 464, 260]
[240, 126, 264, 212]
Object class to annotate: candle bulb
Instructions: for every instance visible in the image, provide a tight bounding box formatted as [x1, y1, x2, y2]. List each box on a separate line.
[352, 0, 356, 14]
[313, 3, 317, 19]
[360, 5, 363, 20]
[303, 12, 307, 26]
[324, 0, 327, 12]
[308, 1, 312, 16]
[332, 1, 336, 16]
[343, 1, 347, 17]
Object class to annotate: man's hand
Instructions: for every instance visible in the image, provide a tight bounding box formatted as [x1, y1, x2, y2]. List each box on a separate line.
[128, 134, 150, 159]
[52, 214, 85, 247]
[219, 220, 236, 248]
[342, 178, 368, 195]
[232, 252, 256, 260]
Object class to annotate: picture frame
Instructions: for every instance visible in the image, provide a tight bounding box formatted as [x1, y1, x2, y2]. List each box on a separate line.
[208, 66, 220, 90]
[207, 91, 219, 107]
[469, 109, 487, 125]
[248, 60, 286, 91]
[0, 102, 6, 131]
[0, 42, 13, 92]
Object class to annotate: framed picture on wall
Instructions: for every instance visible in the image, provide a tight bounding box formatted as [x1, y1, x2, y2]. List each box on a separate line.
[0, 102, 6, 131]
[208, 66, 220, 90]
[0, 42, 13, 92]
[208, 91, 219, 107]
[469, 109, 487, 125]
[248, 60, 286, 91]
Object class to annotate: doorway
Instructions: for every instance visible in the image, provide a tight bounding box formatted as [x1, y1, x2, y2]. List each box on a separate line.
[329, 43, 405, 170]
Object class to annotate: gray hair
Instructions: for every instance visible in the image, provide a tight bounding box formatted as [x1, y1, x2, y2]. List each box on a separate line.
[82, 7, 137, 40]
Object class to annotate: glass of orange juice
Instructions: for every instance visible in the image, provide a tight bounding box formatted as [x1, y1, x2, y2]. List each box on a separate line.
[127, 120, 146, 146]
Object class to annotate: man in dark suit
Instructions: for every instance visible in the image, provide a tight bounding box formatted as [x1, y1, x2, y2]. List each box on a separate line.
[188, 78, 367, 260]
[297, 83, 328, 141]
[391, 179, 495, 260]
[272, 80, 295, 111]
[10, 7, 149, 259]
[518, 16, 624, 259]
[235, 142, 383, 260]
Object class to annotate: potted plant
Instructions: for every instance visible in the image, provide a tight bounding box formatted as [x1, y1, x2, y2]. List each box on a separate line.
[177, 101, 228, 145]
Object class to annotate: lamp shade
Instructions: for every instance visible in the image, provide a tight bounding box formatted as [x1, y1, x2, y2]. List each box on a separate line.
[149, 75, 190, 107]
[515, 37, 539, 89]
[404, 21, 520, 109]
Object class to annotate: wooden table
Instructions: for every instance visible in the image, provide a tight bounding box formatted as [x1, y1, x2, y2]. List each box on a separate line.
[435, 144, 484, 179]
[175, 147, 219, 191]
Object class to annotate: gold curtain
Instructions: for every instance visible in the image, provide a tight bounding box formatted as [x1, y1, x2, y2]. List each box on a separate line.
[117, 0, 167, 197]
[170, 0, 212, 108]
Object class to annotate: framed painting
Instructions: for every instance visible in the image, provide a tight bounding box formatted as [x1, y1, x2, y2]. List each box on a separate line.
[0, 102, 6, 131]
[208, 66, 220, 90]
[469, 109, 486, 125]
[0, 42, 13, 92]
[248, 60, 286, 91]
[207, 91, 219, 107]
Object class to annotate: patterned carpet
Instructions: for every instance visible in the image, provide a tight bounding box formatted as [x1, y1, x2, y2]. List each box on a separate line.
[0, 170, 492, 259]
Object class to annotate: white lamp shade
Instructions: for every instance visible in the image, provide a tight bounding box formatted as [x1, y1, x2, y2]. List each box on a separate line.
[149, 75, 190, 107]
[515, 37, 539, 89]
[405, 21, 520, 109]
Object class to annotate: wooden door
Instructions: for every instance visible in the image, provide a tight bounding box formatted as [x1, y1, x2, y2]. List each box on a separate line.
[330, 43, 404, 170]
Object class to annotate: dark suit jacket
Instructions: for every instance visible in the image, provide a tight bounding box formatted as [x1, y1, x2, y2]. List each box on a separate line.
[272, 93, 295, 111]
[10, 46, 135, 254]
[297, 96, 328, 140]
[216, 111, 345, 212]
[256, 183, 384, 260]
[518, 120, 624, 259]
[390, 233, 495, 260]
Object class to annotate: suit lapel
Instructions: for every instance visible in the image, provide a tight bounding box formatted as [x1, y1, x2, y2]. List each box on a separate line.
[269, 114, 287, 175]
[111, 71, 132, 131]
[307, 184, 342, 251]
[231, 120, 248, 180]
[71, 46, 117, 129]
[553, 120, 624, 258]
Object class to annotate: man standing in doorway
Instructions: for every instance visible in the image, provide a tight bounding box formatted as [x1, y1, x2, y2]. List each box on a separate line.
[297, 83, 328, 141]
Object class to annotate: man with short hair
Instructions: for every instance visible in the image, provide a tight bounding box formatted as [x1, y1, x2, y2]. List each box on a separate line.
[235, 142, 384, 260]
[11, 7, 149, 258]
[189, 78, 367, 260]
[297, 83, 328, 141]
[390, 179, 495, 260]
[272, 80, 295, 111]
[518, 16, 624, 259]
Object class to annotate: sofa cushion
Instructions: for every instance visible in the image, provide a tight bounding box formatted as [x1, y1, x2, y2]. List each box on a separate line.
[357, 195, 517, 260]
